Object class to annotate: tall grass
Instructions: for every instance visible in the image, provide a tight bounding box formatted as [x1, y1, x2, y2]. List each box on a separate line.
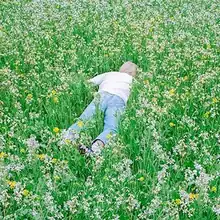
[0, 0, 219, 219]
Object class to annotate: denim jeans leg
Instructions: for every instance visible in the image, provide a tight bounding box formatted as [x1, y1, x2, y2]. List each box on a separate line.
[94, 96, 125, 145]
[63, 99, 99, 142]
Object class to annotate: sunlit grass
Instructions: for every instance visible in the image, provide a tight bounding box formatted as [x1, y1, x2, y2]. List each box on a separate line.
[0, 0, 219, 219]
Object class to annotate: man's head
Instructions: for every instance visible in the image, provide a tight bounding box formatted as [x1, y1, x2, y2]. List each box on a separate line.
[119, 61, 137, 77]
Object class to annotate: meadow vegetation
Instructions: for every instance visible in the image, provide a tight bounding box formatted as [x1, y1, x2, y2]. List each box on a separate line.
[0, 0, 219, 219]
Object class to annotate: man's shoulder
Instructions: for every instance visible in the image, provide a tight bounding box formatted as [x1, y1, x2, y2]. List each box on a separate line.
[105, 71, 119, 74]
[105, 71, 132, 77]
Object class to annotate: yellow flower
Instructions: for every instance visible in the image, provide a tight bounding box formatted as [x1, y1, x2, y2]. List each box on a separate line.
[0, 152, 7, 159]
[54, 175, 60, 181]
[19, 73, 25, 78]
[64, 139, 71, 144]
[26, 94, 33, 100]
[53, 96, 58, 103]
[212, 97, 218, 103]
[52, 90, 56, 95]
[51, 158, 58, 164]
[144, 79, 149, 85]
[189, 193, 199, 200]
[22, 189, 30, 196]
[169, 122, 175, 127]
[169, 88, 175, 96]
[152, 97, 157, 103]
[53, 127, 60, 133]
[138, 177, 145, 182]
[175, 199, 181, 205]
[77, 120, 84, 128]
[106, 133, 112, 139]
[20, 148, 26, 153]
[36, 154, 46, 161]
[183, 76, 188, 81]
[203, 111, 211, 118]
[207, 44, 211, 49]
[7, 180, 16, 189]
[211, 186, 217, 193]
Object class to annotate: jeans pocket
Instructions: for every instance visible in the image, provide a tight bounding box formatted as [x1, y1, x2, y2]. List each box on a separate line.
[110, 95, 125, 107]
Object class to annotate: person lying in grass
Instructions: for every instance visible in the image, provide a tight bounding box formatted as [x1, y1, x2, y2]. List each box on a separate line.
[60, 61, 138, 156]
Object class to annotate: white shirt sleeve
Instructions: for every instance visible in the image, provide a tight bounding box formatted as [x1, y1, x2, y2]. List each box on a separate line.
[88, 73, 107, 85]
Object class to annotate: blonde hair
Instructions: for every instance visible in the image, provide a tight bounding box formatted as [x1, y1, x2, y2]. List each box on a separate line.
[119, 61, 137, 76]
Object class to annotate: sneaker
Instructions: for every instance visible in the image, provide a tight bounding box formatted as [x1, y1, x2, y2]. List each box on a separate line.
[78, 145, 94, 156]
[85, 148, 95, 157]
[78, 145, 87, 155]
[90, 140, 104, 156]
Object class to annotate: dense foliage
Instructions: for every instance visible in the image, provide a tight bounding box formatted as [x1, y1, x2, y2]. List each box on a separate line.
[0, 0, 219, 219]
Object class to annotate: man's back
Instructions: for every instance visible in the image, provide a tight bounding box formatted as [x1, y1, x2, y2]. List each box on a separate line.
[90, 71, 133, 104]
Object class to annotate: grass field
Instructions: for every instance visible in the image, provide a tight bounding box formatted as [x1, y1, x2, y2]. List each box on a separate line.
[0, 0, 219, 219]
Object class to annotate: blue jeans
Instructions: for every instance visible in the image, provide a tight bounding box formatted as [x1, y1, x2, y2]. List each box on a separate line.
[66, 91, 125, 144]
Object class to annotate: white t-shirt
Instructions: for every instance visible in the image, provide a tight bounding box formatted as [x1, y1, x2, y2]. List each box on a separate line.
[88, 71, 133, 104]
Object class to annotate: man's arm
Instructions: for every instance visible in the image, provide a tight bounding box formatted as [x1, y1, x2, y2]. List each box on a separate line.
[87, 73, 107, 86]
